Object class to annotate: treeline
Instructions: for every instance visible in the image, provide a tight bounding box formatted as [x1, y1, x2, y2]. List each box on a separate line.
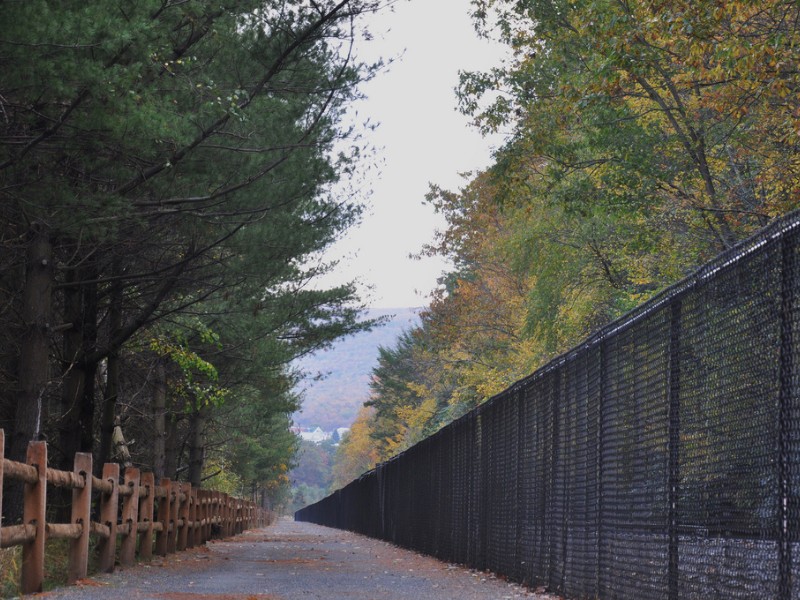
[333, 0, 800, 481]
[0, 0, 383, 520]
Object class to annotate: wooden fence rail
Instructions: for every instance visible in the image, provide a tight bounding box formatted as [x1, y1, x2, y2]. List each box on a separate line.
[0, 429, 273, 594]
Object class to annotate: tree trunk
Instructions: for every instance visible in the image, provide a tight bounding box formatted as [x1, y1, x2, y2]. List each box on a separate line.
[163, 411, 181, 480]
[6, 226, 52, 522]
[96, 351, 119, 470]
[98, 271, 123, 470]
[59, 264, 98, 473]
[152, 359, 167, 480]
[111, 416, 132, 467]
[187, 401, 206, 487]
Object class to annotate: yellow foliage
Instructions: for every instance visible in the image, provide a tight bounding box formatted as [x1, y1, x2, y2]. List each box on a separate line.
[202, 457, 243, 495]
[331, 406, 380, 489]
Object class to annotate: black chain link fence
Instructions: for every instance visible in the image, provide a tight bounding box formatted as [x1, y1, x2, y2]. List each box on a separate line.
[296, 212, 800, 600]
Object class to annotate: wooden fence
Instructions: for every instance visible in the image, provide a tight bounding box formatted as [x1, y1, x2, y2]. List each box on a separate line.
[0, 429, 273, 594]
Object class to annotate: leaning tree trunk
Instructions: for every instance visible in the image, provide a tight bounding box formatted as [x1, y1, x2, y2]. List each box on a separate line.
[96, 348, 119, 471]
[97, 270, 123, 470]
[6, 226, 52, 522]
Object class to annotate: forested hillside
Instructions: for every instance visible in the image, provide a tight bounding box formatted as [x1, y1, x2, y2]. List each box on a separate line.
[293, 308, 419, 431]
[332, 0, 800, 485]
[0, 0, 385, 518]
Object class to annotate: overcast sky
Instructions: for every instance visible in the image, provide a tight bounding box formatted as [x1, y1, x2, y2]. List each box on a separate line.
[317, 0, 507, 309]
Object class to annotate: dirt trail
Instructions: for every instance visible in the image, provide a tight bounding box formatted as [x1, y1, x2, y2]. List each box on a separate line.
[39, 518, 555, 600]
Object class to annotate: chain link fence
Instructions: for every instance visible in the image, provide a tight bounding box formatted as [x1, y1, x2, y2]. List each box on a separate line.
[296, 212, 800, 600]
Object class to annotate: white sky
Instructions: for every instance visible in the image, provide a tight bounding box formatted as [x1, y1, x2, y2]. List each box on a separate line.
[319, 0, 507, 309]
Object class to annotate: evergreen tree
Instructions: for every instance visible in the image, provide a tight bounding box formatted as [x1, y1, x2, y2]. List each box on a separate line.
[0, 0, 384, 519]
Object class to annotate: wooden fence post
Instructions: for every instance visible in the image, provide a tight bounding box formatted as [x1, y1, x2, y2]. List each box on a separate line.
[215, 492, 221, 537]
[177, 482, 190, 551]
[202, 490, 210, 542]
[216, 492, 222, 537]
[196, 489, 201, 544]
[204, 491, 211, 540]
[139, 472, 155, 560]
[217, 494, 221, 534]
[155, 478, 171, 556]
[188, 487, 197, 548]
[195, 489, 204, 543]
[218, 493, 225, 537]
[232, 497, 237, 534]
[119, 467, 140, 566]
[167, 481, 179, 553]
[210, 491, 217, 538]
[235, 497, 240, 533]
[224, 494, 231, 537]
[206, 491, 213, 541]
[21, 440, 46, 594]
[98, 462, 119, 573]
[218, 491, 224, 537]
[233, 497, 237, 534]
[68, 452, 92, 583]
[229, 496, 234, 535]
[232, 496, 237, 535]
[222, 492, 227, 536]
[230, 495, 235, 536]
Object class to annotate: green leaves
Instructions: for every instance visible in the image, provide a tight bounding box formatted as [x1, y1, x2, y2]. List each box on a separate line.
[339, 0, 800, 482]
[0, 0, 385, 506]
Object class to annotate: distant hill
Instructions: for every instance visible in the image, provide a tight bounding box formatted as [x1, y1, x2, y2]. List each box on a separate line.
[292, 307, 420, 431]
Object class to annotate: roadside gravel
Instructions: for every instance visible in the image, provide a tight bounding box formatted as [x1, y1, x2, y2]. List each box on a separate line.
[37, 518, 557, 600]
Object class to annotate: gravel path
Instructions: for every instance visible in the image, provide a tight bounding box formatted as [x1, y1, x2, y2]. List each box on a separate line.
[38, 518, 555, 600]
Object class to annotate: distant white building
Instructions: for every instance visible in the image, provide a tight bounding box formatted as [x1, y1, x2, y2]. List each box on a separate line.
[298, 427, 331, 443]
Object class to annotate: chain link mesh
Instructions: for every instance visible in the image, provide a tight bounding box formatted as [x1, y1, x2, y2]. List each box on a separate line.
[296, 213, 800, 600]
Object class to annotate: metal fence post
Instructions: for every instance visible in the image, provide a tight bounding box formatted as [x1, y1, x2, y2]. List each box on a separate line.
[21, 440, 46, 594]
[68, 452, 92, 583]
[596, 341, 606, 599]
[548, 370, 561, 591]
[515, 388, 525, 584]
[778, 236, 796, 600]
[478, 412, 488, 570]
[668, 300, 682, 600]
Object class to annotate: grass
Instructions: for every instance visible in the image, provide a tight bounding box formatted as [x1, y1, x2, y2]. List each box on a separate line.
[0, 538, 103, 598]
[0, 546, 21, 598]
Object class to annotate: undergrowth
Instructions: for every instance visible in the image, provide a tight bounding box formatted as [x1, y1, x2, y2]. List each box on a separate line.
[0, 546, 21, 598]
[0, 538, 99, 598]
